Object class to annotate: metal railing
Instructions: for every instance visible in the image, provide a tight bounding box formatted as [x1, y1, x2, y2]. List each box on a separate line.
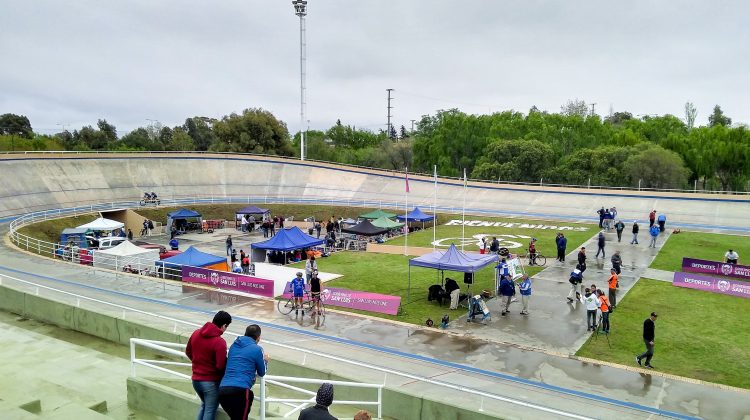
[129, 338, 383, 419]
[2, 150, 747, 195]
[0, 270, 605, 420]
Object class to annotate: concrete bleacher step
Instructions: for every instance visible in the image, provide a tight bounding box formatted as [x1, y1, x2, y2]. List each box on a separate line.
[39, 401, 112, 419]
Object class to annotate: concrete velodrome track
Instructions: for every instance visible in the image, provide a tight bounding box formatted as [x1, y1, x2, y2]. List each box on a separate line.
[1, 153, 750, 419]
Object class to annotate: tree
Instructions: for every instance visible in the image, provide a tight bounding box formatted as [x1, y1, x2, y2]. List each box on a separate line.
[0, 113, 33, 138]
[389, 125, 397, 140]
[560, 99, 589, 118]
[684, 102, 697, 130]
[399, 125, 408, 139]
[183, 117, 217, 151]
[708, 105, 731, 127]
[97, 119, 117, 144]
[210, 108, 293, 155]
[167, 128, 195, 151]
[471, 139, 555, 182]
[604, 111, 633, 125]
[623, 145, 690, 189]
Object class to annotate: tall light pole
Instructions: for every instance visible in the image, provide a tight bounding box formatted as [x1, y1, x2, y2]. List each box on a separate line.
[292, 0, 307, 161]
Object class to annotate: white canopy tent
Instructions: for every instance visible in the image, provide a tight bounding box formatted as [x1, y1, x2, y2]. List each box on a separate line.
[77, 217, 124, 231]
[93, 241, 159, 272]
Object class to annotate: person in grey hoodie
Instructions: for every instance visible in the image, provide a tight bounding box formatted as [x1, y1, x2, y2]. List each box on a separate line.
[218, 325, 268, 420]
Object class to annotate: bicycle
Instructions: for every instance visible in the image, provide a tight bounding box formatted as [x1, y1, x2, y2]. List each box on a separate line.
[277, 290, 314, 315]
[523, 252, 547, 267]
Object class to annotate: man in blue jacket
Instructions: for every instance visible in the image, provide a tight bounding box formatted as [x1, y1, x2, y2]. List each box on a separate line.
[499, 276, 516, 316]
[218, 324, 268, 420]
[556, 233, 568, 262]
[649, 224, 660, 248]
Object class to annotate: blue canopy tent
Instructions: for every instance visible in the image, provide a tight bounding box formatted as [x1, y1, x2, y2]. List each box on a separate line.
[155, 246, 227, 279]
[167, 208, 202, 234]
[407, 244, 497, 300]
[250, 227, 325, 263]
[397, 206, 436, 233]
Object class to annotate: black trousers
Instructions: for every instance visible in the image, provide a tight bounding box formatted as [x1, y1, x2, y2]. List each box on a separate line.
[219, 387, 254, 420]
[557, 248, 565, 261]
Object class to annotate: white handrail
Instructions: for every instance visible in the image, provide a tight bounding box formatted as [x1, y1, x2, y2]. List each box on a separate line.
[129, 338, 384, 420]
[1, 272, 596, 419]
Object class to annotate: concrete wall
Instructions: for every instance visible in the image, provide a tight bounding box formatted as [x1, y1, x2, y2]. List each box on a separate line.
[0, 284, 499, 420]
[2, 154, 749, 230]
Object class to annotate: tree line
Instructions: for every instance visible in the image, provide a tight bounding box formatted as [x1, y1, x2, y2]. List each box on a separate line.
[1, 101, 748, 191]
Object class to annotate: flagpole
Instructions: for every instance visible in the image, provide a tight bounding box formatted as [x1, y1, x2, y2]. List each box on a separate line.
[462, 168, 466, 251]
[433, 164, 437, 251]
[404, 167, 409, 256]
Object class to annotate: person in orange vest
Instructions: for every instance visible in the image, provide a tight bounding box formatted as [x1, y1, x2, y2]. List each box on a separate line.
[607, 268, 619, 310]
[596, 290, 611, 334]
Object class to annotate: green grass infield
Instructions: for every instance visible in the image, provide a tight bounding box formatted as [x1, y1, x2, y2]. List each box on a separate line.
[576, 278, 750, 389]
[650, 231, 750, 273]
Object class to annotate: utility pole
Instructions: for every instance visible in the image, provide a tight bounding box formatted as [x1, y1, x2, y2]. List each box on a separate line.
[292, 0, 308, 160]
[386, 88, 394, 140]
[410, 119, 416, 133]
[590, 103, 597, 116]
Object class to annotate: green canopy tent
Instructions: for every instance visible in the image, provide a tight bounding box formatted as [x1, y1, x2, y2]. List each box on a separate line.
[370, 216, 404, 229]
[360, 209, 397, 220]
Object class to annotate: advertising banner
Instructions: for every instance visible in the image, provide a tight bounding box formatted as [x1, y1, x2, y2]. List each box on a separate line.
[507, 257, 523, 280]
[282, 282, 401, 315]
[182, 266, 275, 298]
[682, 257, 750, 281]
[672, 272, 750, 299]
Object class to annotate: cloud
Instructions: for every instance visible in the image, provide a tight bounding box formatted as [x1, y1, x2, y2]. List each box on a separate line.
[1, 0, 748, 135]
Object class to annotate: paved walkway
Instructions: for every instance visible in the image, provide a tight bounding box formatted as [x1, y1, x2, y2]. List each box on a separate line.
[3, 226, 749, 420]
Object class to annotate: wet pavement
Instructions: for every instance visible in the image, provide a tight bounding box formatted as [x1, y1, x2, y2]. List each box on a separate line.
[2, 224, 749, 419]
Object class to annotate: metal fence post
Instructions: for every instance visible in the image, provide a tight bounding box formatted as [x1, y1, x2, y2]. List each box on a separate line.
[259, 376, 266, 420]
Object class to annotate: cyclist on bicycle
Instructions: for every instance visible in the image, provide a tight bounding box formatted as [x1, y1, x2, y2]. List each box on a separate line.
[289, 272, 306, 316]
[310, 270, 322, 316]
[528, 238, 538, 266]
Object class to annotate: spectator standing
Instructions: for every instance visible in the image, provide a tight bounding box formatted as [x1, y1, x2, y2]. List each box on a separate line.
[636, 312, 658, 369]
[270, 218, 276, 236]
[649, 224, 660, 248]
[657, 213, 667, 232]
[305, 256, 318, 282]
[218, 324, 268, 420]
[614, 220, 625, 242]
[603, 209, 614, 230]
[445, 277, 460, 310]
[499, 276, 516, 316]
[518, 275, 532, 315]
[611, 250, 622, 275]
[596, 290, 611, 334]
[226, 235, 233, 257]
[481, 237, 488, 254]
[577, 247, 587, 273]
[597, 207, 605, 228]
[298, 383, 337, 420]
[556, 233, 568, 262]
[241, 254, 250, 274]
[579, 288, 599, 331]
[240, 215, 248, 233]
[595, 231, 606, 258]
[248, 215, 255, 232]
[607, 268, 619, 309]
[630, 221, 640, 245]
[649, 210, 656, 227]
[489, 237, 500, 254]
[315, 221, 322, 238]
[725, 249, 739, 264]
[186, 311, 232, 420]
[127, 229, 133, 241]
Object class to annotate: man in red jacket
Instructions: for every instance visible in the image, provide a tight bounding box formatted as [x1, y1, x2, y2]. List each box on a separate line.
[186, 311, 232, 420]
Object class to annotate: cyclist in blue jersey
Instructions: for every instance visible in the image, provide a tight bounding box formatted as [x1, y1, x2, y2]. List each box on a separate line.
[290, 272, 306, 316]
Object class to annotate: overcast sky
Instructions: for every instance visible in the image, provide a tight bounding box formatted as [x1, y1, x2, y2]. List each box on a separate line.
[1, 0, 748, 135]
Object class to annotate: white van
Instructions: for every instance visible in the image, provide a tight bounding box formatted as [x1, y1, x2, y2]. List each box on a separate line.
[87, 236, 127, 250]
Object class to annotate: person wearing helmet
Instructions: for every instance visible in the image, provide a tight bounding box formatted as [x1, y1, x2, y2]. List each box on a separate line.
[289, 272, 307, 316]
[528, 238, 538, 266]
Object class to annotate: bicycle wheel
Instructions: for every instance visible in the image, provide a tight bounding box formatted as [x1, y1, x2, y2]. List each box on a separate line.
[303, 295, 315, 312]
[277, 298, 295, 315]
[536, 254, 547, 266]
